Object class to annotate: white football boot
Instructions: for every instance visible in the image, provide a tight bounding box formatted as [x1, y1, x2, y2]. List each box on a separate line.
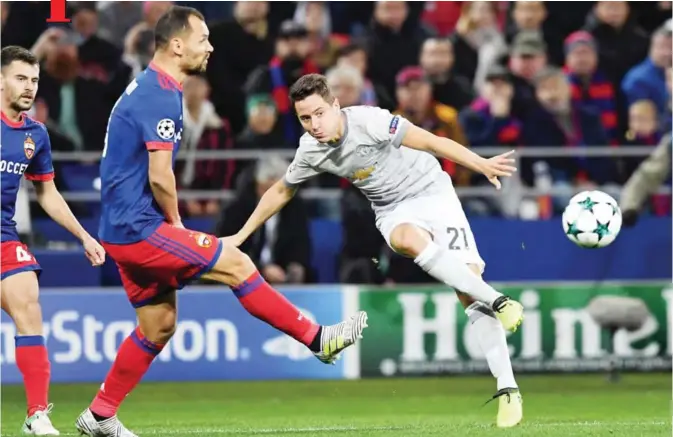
[313, 311, 368, 364]
[75, 409, 138, 437]
[21, 404, 60, 435]
[493, 388, 524, 428]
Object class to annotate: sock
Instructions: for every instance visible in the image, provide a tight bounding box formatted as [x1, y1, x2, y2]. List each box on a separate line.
[15, 336, 50, 416]
[90, 327, 164, 418]
[414, 242, 502, 305]
[231, 271, 320, 348]
[466, 302, 517, 390]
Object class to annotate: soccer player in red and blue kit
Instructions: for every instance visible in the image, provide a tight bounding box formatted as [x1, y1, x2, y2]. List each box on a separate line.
[75, 8, 367, 437]
[1, 46, 106, 436]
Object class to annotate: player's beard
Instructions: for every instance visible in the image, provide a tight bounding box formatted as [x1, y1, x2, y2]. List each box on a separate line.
[10, 95, 34, 113]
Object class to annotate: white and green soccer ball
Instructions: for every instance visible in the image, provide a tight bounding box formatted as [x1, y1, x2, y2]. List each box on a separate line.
[562, 190, 622, 248]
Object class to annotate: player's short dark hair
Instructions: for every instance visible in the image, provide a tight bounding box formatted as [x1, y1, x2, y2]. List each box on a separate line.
[289, 74, 334, 104]
[154, 6, 205, 50]
[1, 46, 39, 69]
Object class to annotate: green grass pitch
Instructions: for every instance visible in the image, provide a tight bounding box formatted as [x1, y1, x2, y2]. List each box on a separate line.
[1, 373, 670, 436]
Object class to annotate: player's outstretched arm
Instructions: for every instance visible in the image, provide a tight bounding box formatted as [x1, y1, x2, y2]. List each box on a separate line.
[224, 179, 296, 247]
[401, 125, 518, 189]
[148, 150, 182, 227]
[32, 180, 105, 266]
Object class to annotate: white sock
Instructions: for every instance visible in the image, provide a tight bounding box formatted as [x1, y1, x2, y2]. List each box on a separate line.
[466, 302, 517, 390]
[414, 242, 502, 305]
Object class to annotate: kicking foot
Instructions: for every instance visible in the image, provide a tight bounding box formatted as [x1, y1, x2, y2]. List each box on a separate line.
[314, 311, 368, 364]
[75, 409, 138, 437]
[22, 404, 60, 436]
[492, 296, 524, 332]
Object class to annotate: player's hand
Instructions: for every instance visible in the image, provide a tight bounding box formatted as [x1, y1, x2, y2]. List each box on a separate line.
[83, 237, 106, 267]
[481, 150, 517, 190]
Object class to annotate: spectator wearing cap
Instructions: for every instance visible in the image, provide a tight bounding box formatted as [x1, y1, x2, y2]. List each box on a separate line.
[460, 65, 522, 149]
[207, 1, 274, 134]
[522, 67, 613, 186]
[245, 20, 320, 144]
[236, 94, 291, 151]
[563, 31, 619, 145]
[365, 1, 431, 103]
[622, 23, 672, 124]
[507, 31, 548, 119]
[505, 1, 564, 67]
[583, 1, 649, 89]
[394, 66, 470, 185]
[419, 37, 474, 111]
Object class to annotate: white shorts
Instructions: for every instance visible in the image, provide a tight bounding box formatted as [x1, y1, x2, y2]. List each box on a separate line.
[375, 189, 486, 272]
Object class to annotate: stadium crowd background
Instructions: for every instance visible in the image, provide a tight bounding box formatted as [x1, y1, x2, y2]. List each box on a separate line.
[1, 0, 671, 285]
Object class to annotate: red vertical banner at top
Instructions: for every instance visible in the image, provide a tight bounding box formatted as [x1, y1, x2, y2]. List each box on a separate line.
[47, 0, 70, 23]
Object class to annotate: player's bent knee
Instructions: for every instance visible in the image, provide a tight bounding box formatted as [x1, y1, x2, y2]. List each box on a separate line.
[135, 294, 178, 344]
[389, 223, 432, 258]
[201, 242, 257, 286]
[0, 272, 43, 335]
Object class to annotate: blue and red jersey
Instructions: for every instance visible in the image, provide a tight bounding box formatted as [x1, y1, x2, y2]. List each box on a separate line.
[99, 63, 184, 244]
[1, 112, 54, 242]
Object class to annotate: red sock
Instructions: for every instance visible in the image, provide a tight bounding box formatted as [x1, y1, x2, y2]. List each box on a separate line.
[90, 327, 164, 418]
[15, 336, 50, 416]
[232, 272, 320, 345]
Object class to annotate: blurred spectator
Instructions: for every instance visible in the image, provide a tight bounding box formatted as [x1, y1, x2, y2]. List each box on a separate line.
[395, 66, 470, 185]
[665, 66, 673, 133]
[419, 37, 474, 111]
[96, 1, 143, 48]
[522, 67, 611, 186]
[583, 1, 649, 90]
[630, 1, 673, 33]
[215, 157, 312, 284]
[421, 1, 465, 37]
[507, 31, 548, 119]
[0, 1, 49, 49]
[365, 1, 430, 102]
[122, 25, 155, 77]
[621, 133, 672, 227]
[245, 20, 319, 144]
[35, 25, 124, 153]
[178, 75, 235, 218]
[460, 65, 522, 148]
[326, 65, 363, 108]
[294, 1, 348, 71]
[622, 23, 672, 122]
[450, 1, 507, 91]
[208, 1, 274, 134]
[506, 1, 564, 67]
[563, 31, 619, 145]
[335, 42, 392, 108]
[339, 184, 386, 284]
[626, 100, 664, 146]
[236, 94, 290, 150]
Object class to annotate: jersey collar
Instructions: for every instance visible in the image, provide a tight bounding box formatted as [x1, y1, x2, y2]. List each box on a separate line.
[1, 111, 25, 128]
[148, 62, 183, 92]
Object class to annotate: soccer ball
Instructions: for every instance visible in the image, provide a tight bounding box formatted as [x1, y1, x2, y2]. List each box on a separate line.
[562, 190, 622, 248]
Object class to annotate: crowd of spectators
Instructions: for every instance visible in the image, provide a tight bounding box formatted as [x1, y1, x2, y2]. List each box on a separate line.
[2, 1, 671, 284]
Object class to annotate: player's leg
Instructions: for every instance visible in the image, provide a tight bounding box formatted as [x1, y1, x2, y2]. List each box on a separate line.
[387, 222, 523, 331]
[201, 242, 368, 363]
[457, 267, 522, 428]
[1, 270, 59, 436]
[76, 273, 174, 437]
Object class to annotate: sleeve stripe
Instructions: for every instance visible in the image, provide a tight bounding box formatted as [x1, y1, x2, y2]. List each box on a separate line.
[25, 172, 55, 181]
[146, 141, 174, 151]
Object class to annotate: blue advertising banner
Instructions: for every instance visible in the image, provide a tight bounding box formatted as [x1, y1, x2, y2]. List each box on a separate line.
[0, 287, 345, 383]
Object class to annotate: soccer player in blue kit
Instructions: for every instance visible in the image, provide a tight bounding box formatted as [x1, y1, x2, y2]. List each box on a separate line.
[1, 46, 106, 436]
[75, 8, 367, 437]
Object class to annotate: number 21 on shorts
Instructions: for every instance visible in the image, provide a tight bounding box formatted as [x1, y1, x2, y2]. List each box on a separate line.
[16, 246, 34, 263]
[446, 226, 469, 250]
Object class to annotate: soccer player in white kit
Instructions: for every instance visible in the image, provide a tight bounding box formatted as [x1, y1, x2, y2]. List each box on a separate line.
[225, 74, 524, 427]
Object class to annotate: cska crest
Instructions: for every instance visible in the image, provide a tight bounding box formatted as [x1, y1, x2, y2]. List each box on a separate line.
[23, 136, 35, 159]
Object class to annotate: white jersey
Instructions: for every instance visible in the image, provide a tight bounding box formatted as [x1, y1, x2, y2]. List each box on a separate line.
[283, 106, 451, 213]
